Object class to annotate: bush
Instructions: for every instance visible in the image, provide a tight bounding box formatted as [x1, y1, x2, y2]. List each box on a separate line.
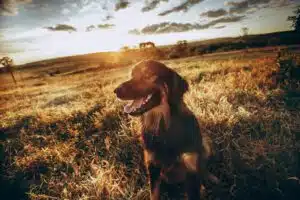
[276, 58, 300, 83]
[268, 37, 281, 46]
[168, 50, 181, 59]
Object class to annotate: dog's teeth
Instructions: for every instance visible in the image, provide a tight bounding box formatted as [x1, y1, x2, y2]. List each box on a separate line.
[146, 94, 152, 102]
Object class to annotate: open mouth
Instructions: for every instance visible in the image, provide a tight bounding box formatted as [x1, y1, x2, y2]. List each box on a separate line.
[124, 93, 154, 115]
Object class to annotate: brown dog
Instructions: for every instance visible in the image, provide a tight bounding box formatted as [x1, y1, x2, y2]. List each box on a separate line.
[114, 60, 218, 199]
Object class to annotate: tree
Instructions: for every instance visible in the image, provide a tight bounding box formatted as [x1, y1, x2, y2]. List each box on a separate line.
[120, 45, 130, 52]
[241, 27, 249, 37]
[176, 40, 188, 51]
[0, 56, 16, 84]
[287, 6, 300, 33]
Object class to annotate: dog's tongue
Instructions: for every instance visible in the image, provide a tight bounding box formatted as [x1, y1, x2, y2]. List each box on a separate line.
[124, 98, 144, 114]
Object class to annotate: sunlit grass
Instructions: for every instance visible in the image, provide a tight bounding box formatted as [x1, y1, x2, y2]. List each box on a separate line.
[1, 52, 300, 199]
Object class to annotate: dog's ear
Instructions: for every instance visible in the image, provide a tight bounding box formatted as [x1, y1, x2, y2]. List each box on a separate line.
[172, 72, 189, 97]
[161, 83, 169, 103]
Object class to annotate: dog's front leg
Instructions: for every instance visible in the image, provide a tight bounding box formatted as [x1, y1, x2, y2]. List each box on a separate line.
[144, 151, 162, 200]
[148, 162, 162, 200]
[185, 173, 201, 200]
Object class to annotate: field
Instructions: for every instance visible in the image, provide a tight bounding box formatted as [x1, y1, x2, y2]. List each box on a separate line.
[1, 48, 300, 200]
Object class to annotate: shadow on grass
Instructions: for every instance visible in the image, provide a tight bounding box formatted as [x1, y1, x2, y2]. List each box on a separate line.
[266, 86, 300, 111]
[201, 117, 300, 200]
[0, 103, 145, 199]
[0, 143, 29, 200]
[1, 89, 300, 199]
[0, 116, 33, 199]
[201, 92, 300, 200]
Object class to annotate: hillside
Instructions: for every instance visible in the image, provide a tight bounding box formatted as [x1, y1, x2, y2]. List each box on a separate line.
[14, 31, 299, 70]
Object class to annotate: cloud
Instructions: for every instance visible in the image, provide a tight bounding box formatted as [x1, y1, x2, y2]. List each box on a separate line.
[97, 23, 115, 29]
[115, 0, 130, 11]
[202, 15, 245, 28]
[225, 0, 271, 14]
[271, 0, 294, 7]
[129, 15, 245, 34]
[200, 8, 228, 18]
[0, 0, 32, 16]
[214, 25, 226, 29]
[158, 0, 204, 16]
[225, 0, 249, 14]
[78, 1, 104, 13]
[85, 24, 115, 32]
[44, 24, 77, 32]
[141, 0, 168, 12]
[140, 22, 195, 34]
[71, 3, 78, 8]
[104, 15, 114, 21]
[128, 28, 141, 35]
[61, 8, 70, 15]
[86, 25, 96, 32]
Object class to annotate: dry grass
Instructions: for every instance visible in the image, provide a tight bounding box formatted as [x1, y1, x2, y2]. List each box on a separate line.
[1, 50, 300, 200]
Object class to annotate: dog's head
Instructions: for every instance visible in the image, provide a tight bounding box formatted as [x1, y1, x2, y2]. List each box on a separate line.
[114, 60, 189, 116]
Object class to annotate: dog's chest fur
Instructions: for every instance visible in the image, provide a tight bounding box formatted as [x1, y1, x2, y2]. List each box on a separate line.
[140, 106, 202, 165]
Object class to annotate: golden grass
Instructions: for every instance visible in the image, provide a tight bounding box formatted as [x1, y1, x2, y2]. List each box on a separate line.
[1, 51, 300, 200]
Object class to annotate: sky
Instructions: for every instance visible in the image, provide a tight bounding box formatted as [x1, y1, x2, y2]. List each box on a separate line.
[0, 0, 299, 65]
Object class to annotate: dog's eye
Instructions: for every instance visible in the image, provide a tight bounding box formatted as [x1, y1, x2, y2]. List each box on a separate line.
[147, 75, 157, 82]
[141, 72, 155, 81]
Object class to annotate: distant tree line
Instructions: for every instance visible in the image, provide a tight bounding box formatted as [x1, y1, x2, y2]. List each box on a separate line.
[288, 6, 300, 33]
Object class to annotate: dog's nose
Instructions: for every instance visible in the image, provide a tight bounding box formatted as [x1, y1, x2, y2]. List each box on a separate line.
[113, 88, 118, 94]
[114, 86, 122, 95]
[114, 82, 128, 97]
